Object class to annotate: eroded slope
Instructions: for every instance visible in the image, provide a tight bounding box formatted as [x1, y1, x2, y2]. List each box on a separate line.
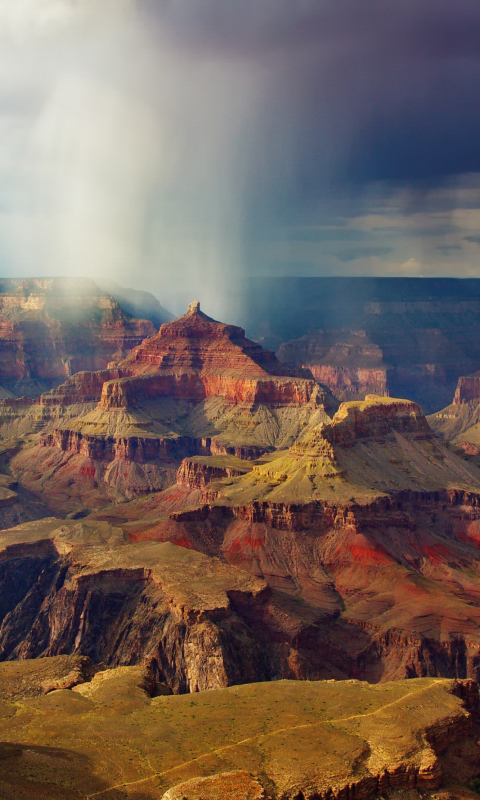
[103, 396, 480, 682]
[0, 658, 479, 800]
[5, 302, 333, 512]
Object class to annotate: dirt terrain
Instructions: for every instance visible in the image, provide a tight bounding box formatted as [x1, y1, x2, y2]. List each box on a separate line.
[0, 655, 479, 800]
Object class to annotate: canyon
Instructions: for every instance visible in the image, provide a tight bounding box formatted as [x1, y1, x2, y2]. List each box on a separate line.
[245, 277, 480, 412]
[429, 369, 480, 461]
[2, 300, 480, 684]
[0, 277, 159, 398]
[4, 299, 332, 512]
[1, 292, 480, 796]
[278, 328, 390, 401]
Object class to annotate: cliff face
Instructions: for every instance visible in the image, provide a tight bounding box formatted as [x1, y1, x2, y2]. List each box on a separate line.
[5, 381, 480, 691]
[0, 518, 363, 690]
[0, 278, 155, 397]
[127, 488, 480, 683]
[277, 320, 477, 414]
[8, 302, 480, 690]
[123, 300, 306, 377]
[177, 456, 251, 495]
[453, 371, 480, 405]
[33, 300, 323, 409]
[244, 277, 480, 413]
[96, 372, 320, 409]
[8, 302, 333, 510]
[429, 370, 480, 453]
[279, 329, 390, 401]
[324, 395, 429, 444]
[97, 396, 480, 683]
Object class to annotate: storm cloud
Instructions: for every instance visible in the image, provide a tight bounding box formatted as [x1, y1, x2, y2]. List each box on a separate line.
[0, 0, 479, 317]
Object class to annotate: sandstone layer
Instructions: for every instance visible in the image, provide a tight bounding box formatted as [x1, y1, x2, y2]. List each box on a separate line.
[278, 329, 391, 401]
[267, 278, 480, 412]
[0, 277, 156, 397]
[7, 302, 333, 512]
[95, 395, 480, 683]
[278, 326, 469, 414]
[429, 370, 480, 457]
[0, 658, 479, 800]
[0, 515, 356, 689]
[6, 306, 480, 687]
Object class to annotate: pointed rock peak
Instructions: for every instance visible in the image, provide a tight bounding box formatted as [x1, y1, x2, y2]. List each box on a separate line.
[187, 300, 201, 315]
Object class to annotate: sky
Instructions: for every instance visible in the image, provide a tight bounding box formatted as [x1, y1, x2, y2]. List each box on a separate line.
[0, 0, 480, 317]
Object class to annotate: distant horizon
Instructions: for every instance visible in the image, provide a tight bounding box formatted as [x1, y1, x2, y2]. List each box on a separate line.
[0, 2, 480, 319]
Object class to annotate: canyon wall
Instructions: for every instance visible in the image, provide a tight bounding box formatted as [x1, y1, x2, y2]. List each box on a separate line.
[0, 278, 155, 397]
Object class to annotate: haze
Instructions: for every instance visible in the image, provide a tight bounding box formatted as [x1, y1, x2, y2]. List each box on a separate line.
[0, 0, 480, 318]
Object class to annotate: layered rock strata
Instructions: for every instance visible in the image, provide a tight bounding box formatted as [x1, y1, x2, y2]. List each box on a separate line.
[0, 517, 355, 689]
[249, 276, 480, 412]
[279, 329, 390, 401]
[429, 370, 480, 454]
[0, 277, 155, 397]
[8, 302, 333, 511]
[104, 396, 480, 682]
[277, 323, 480, 414]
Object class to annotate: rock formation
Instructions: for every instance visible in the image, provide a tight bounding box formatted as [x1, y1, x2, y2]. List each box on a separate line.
[97, 278, 173, 327]
[264, 278, 480, 412]
[429, 370, 480, 457]
[6, 306, 480, 687]
[278, 329, 391, 401]
[101, 395, 480, 683]
[0, 657, 479, 799]
[0, 277, 156, 397]
[278, 326, 471, 413]
[5, 285, 480, 800]
[0, 518, 277, 692]
[7, 302, 333, 512]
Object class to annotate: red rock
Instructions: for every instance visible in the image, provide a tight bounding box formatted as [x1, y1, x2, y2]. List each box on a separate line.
[107, 397, 480, 682]
[453, 372, 480, 405]
[323, 395, 430, 445]
[278, 328, 390, 401]
[8, 302, 333, 510]
[0, 277, 155, 397]
[23, 300, 327, 411]
[277, 324, 474, 413]
[126, 300, 304, 376]
[93, 300, 324, 408]
[177, 456, 251, 499]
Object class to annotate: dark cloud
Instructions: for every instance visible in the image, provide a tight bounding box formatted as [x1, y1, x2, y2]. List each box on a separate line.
[140, 1, 480, 232]
[464, 236, 480, 244]
[436, 244, 463, 252]
[141, 2, 480, 284]
[335, 247, 393, 262]
[405, 225, 462, 238]
[2, 0, 480, 307]
[285, 228, 376, 243]
[143, 1, 480, 58]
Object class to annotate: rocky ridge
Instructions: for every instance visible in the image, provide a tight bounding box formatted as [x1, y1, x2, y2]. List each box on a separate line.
[249, 277, 480, 412]
[278, 326, 466, 413]
[0, 515, 363, 689]
[6, 301, 333, 512]
[0, 277, 156, 397]
[0, 658, 479, 799]
[5, 309, 480, 686]
[429, 370, 480, 456]
[99, 395, 480, 683]
[278, 329, 391, 401]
